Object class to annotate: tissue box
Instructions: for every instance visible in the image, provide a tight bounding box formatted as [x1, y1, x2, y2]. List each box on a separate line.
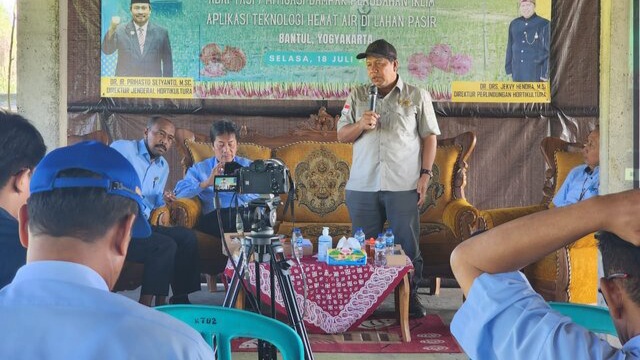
[386, 244, 407, 267]
[327, 248, 367, 266]
[282, 238, 313, 257]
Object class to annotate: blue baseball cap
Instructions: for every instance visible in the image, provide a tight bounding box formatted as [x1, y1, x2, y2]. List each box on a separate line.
[30, 141, 152, 238]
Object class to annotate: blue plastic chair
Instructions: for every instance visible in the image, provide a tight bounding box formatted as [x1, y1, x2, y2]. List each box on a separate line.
[156, 304, 304, 360]
[548, 301, 617, 336]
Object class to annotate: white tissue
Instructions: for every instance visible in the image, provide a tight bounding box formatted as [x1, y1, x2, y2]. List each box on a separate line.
[336, 236, 361, 251]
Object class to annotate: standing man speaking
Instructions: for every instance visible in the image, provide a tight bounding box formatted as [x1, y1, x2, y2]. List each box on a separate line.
[102, 0, 173, 77]
[337, 39, 441, 318]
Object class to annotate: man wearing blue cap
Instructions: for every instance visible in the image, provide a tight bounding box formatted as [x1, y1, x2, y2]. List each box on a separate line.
[112, 116, 200, 306]
[102, 0, 173, 77]
[0, 111, 46, 288]
[0, 141, 212, 359]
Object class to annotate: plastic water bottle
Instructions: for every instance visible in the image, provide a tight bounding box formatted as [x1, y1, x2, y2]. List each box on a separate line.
[317, 227, 332, 263]
[374, 233, 387, 266]
[235, 210, 245, 237]
[292, 228, 304, 259]
[354, 227, 366, 248]
[383, 228, 395, 255]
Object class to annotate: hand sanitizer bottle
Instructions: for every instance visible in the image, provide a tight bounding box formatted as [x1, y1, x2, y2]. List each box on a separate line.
[317, 227, 332, 263]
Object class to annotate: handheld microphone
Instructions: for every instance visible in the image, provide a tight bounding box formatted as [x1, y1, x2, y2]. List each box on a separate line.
[368, 85, 378, 112]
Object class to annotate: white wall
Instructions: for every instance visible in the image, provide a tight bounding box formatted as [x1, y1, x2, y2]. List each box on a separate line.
[600, 0, 635, 194]
[16, 0, 67, 151]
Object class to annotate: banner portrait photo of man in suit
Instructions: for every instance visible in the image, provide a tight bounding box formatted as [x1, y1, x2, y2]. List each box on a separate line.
[102, 0, 173, 77]
[505, 0, 549, 82]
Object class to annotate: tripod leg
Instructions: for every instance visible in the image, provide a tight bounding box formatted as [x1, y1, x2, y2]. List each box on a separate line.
[270, 246, 315, 360]
[222, 244, 259, 312]
[254, 244, 278, 360]
[222, 251, 245, 308]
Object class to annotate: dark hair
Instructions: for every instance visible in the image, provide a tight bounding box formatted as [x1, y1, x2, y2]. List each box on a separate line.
[209, 119, 239, 143]
[146, 115, 173, 129]
[27, 169, 138, 243]
[597, 231, 640, 305]
[0, 111, 46, 188]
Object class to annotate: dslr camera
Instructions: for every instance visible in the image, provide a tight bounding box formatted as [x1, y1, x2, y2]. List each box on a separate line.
[214, 159, 290, 195]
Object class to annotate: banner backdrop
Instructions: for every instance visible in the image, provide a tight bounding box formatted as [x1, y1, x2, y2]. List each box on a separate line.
[100, 0, 551, 102]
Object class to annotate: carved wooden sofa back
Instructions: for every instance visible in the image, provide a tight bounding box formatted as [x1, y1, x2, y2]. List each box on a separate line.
[167, 129, 477, 288]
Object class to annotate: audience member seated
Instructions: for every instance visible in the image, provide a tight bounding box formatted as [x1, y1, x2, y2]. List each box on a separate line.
[173, 120, 259, 275]
[0, 142, 211, 359]
[450, 190, 640, 359]
[453, 129, 601, 303]
[111, 116, 201, 306]
[553, 126, 599, 207]
[0, 111, 46, 289]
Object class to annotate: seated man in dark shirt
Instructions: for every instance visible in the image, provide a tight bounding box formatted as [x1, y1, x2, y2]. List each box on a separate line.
[0, 111, 46, 288]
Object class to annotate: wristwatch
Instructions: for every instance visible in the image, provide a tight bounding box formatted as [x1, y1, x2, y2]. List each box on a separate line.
[420, 168, 433, 177]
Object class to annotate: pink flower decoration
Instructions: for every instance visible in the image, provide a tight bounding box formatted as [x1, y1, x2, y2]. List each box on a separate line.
[450, 54, 473, 75]
[428, 44, 452, 71]
[408, 52, 432, 80]
[200, 43, 222, 65]
[200, 62, 226, 77]
[221, 46, 247, 72]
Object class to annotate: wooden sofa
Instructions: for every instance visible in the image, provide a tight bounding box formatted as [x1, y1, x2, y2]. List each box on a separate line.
[454, 137, 598, 304]
[164, 130, 478, 292]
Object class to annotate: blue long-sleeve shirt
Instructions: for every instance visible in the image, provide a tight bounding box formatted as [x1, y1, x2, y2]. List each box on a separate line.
[553, 164, 599, 207]
[174, 156, 258, 215]
[452, 271, 640, 359]
[111, 139, 169, 218]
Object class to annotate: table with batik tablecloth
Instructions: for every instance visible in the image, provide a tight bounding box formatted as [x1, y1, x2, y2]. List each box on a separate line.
[225, 256, 413, 342]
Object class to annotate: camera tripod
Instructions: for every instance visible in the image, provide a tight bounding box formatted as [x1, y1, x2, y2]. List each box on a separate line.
[223, 232, 314, 360]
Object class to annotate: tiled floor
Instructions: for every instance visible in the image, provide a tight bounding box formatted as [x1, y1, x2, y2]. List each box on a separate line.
[119, 283, 469, 359]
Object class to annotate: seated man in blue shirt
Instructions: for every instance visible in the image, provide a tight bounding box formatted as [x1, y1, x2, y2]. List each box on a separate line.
[0, 111, 46, 289]
[553, 126, 600, 207]
[111, 116, 200, 306]
[450, 190, 640, 359]
[174, 120, 258, 275]
[0, 142, 211, 359]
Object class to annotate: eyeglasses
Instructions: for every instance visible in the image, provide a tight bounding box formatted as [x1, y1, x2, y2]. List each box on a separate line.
[598, 273, 630, 306]
[604, 273, 629, 281]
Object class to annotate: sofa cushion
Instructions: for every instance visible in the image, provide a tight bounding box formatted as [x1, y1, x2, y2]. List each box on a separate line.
[554, 150, 584, 194]
[184, 139, 272, 165]
[274, 142, 352, 223]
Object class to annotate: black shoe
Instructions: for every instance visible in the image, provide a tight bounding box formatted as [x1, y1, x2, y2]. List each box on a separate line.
[409, 295, 427, 319]
[169, 295, 191, 304]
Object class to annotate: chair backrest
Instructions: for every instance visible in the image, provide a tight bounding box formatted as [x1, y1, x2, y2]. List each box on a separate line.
[67, 130, 110, 146]
[540, 137, 584, 205]
[175, 128, 272, 174]
[273, 141, 353, 225]
[155, 305, 304, 360]
[420, 131, 476, 223]
[548, 302, 617, 336]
